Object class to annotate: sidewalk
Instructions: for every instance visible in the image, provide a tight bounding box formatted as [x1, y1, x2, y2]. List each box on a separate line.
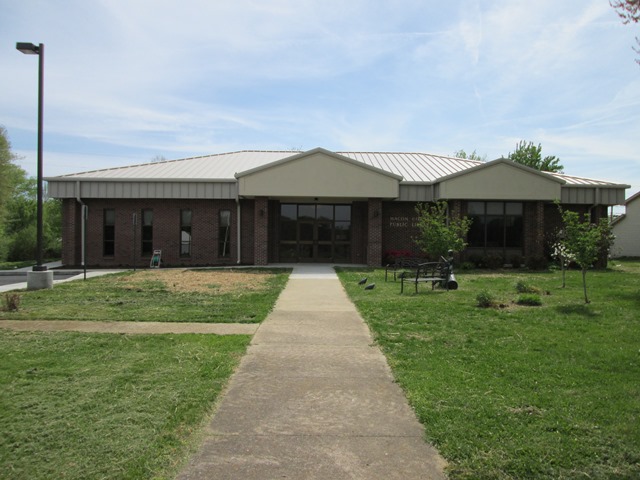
[0, 262, 123, 293]
[177, 265, 447, 480]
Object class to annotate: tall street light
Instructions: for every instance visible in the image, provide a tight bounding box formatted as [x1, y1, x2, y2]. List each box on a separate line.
[17, 42, 52, 289]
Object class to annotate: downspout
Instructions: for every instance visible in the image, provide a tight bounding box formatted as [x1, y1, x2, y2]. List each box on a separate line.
[236, 190, 242, 265]
[75, 181, 87, 278]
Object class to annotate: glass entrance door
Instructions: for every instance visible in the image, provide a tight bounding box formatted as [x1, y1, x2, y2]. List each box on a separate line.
[279, 204, 351, 262]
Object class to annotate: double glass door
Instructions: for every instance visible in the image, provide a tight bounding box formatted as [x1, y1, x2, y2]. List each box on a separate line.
[279, 204, 351, 262]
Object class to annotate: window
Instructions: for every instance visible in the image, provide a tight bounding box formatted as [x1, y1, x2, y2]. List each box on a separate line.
[180, 209, 192, 256]
[468, 201, 523, 252]
[142, 209, 153, 256]
[103, 209, 115, 256]
[219, 210, 231, 257]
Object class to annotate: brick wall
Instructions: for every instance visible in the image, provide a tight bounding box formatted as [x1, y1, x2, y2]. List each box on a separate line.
[64, 198, 246, 268]
[367, 199, 383, 266]
[61, 197, 612, 268]
[61, 199, 81, 266]
[267, 200, 279, 262]
[253, 197, 269, 265]
[351, 201, 368, 264]
[381, 201, 421, 262]
[240, 200, 255, 264]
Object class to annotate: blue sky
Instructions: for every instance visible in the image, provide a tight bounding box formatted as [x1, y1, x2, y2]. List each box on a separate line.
[2, 0, 639, 199]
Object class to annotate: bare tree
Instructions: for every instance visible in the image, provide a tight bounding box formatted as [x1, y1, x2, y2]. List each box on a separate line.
[610, 0, 640, 64]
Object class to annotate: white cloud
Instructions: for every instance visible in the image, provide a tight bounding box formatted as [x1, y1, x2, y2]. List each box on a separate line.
[2, 0, 638, 196]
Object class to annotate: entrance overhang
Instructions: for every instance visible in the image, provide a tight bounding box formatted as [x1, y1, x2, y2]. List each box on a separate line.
[235, 148, 401, 199]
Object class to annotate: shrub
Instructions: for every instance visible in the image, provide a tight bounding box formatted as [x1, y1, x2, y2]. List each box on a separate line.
[485, 254, 504, 270]
[515, 281, 541, 295]
[510, 255, 523, 268]
[7, 226, 37, 262]
[459, 261, 475, 271]
[3, 293, 20, 312]
[467, 254, 485, 268]
[526, 255, 549, 271]
[516, 294, 542, 306]
[476, 290, 496, 308]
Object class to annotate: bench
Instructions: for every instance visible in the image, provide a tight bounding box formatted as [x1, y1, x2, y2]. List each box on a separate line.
[385, 257, 423, 282]
[400, 258, 458, 293]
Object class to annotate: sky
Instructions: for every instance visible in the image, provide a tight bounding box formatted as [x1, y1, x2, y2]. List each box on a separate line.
[2, 0, 639, 201]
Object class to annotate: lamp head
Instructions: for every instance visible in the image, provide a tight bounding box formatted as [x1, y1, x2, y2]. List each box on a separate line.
[16, 42, 40, 55]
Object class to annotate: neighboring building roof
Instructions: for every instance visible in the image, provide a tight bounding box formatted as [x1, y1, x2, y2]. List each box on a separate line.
[623, 190, 640, 205]
[46, 148, 628, 188]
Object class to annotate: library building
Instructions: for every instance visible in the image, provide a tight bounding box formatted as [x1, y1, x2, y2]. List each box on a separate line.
[46, 148, 628, 268]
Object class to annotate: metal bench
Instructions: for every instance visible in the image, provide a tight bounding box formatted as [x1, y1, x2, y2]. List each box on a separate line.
[385, 257, 423, 282]
[400, 257, 458, 293]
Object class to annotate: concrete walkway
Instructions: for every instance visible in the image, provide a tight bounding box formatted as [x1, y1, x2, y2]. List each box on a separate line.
[0, 320, 257, 335]
[177, 265, 447, 480]
[0, 263, 124, 293]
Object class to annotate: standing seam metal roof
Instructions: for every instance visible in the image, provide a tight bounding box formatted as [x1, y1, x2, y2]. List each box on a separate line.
[47, 150, 625, 187]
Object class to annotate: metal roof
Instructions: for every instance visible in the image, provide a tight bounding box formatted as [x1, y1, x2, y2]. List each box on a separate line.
[47, 149, 627, 187]
[549, 172, 627, 187]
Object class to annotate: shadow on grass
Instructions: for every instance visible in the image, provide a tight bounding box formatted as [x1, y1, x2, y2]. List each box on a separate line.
[555, 304, 600, 318]
[609, 290, 640, 308]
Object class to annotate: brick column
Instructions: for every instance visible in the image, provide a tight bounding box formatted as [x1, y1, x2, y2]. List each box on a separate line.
[254, 197, 269, 265]
[62, 199, 80, 267]
[449, 200, 462, 219]
[367, 198, 382, 267]
[534, 201, 545, 258]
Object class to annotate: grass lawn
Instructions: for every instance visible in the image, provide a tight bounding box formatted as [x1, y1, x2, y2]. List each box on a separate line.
[0, 268, 290, 323]
[0, 331, 250, 479]
[338, 260, 640, 479]
[0, 267, 291, 479]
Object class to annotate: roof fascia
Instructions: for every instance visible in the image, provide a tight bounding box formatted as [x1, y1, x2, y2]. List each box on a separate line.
[559, 183, 631, 189]
[624, 191, 640, 204]
[44, 177, 237, 183]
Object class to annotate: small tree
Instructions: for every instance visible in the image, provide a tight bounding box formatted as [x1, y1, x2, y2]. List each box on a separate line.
[551, 234, 575, 289]
[559, 207, 615, 303]
[414, 201, 471, 260]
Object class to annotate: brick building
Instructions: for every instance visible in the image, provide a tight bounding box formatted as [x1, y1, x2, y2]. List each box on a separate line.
[46, 148, 628, 268]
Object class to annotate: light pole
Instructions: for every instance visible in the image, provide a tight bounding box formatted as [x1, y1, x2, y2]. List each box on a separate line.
[17, 42, 53, 289]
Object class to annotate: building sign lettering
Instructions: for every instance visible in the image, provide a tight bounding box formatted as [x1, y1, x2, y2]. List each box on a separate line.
[389, 216, 419, 228]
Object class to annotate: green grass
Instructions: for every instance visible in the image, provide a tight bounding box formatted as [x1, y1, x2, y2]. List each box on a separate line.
[338, 260, 640, 479]
[0, 331, 250, 479]
[0, 268, 290, 323]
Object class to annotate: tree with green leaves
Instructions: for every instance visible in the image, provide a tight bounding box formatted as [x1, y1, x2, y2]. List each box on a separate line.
[454, 149, 486, 161]
[557, 206, 615, 304]
[414, 201, 472, 260]
[508, 141, 564, 173]
[0, 126, 22, 259]
[0, 126, 62, 262]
